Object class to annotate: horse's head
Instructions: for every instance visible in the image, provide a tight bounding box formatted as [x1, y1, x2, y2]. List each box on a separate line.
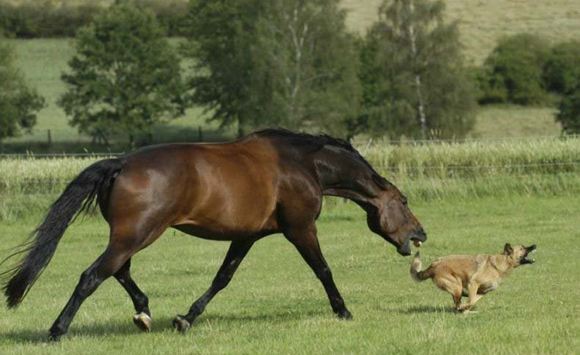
[365, 182, 426, 256]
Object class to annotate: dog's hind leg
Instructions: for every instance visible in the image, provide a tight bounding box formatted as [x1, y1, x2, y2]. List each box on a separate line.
[458, 282, 483, 313]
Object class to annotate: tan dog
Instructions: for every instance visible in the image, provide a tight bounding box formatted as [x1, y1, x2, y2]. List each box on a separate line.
[410, 244, 536, 312]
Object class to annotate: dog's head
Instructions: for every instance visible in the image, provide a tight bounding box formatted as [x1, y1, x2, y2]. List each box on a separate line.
[503, 243, 536, 266]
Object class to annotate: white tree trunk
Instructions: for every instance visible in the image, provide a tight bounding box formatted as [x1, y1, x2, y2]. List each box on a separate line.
[406, 0, 428, 139]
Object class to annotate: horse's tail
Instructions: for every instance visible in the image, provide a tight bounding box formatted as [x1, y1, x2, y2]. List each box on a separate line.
[1, 158, 124, 308]
[410, 252, 433, 282]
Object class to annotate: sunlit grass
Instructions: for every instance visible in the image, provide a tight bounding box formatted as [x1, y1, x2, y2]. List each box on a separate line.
[0, 196, 578, 354]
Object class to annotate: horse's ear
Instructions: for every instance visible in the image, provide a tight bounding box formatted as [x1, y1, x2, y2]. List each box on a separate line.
[503, 243, 513, 255]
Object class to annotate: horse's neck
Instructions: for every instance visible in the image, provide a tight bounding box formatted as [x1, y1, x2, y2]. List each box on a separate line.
[313, 154, 376, 204]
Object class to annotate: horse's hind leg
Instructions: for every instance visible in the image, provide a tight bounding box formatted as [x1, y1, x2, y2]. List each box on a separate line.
[114, 258, 151, 332]
[173, 239, 254, 332]
[48, 242, 135, 341]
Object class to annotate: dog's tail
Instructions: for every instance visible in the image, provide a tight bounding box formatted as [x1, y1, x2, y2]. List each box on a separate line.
[410, 252, 433, 282]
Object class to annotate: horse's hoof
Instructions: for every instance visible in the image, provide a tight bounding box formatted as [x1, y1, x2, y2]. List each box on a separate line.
[48, 333, 61, 342]
[337, 309, 353, 320]
[172, 315, 191, 333]
[133, 312, 152, 332]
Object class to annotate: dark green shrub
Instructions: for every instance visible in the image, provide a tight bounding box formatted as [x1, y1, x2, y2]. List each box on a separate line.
[543, 40, 580, 95]
[0, 1, 187, 38]
[478, 34, 550, 105]
[556, 84, 580, 134]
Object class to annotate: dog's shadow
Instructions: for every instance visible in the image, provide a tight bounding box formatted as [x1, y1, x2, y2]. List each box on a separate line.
[400, 305, 457, 314]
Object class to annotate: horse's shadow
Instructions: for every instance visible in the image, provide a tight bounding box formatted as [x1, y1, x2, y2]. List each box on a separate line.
[2, 306, 455, 344]
[1, 309, 324, 344]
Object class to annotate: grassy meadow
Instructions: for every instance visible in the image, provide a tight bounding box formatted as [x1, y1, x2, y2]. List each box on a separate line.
[0, 138, 578, 353]
[0, 195, 578, 354]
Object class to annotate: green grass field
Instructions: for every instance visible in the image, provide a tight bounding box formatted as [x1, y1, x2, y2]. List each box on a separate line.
[0, 195, 578, 354]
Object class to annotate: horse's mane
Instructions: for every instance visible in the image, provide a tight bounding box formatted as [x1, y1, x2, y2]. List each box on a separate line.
[253, 128, 389, 187]
[254, 128, 355, 153]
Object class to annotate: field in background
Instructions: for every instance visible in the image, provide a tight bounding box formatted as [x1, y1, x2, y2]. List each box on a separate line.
[342, 0, 580, 64]
[6, 0, 580, 64]
[3, 38, 564, 149]
[0, 196, 578, 354]
[5, 0, 580, 147]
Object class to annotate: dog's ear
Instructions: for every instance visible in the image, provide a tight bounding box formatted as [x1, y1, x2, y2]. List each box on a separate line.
[503, 243, 513, 255]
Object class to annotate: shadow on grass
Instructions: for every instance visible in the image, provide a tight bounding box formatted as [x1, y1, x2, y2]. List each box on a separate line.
[0, 308, 327, 344]
[400, 305, 456, 314]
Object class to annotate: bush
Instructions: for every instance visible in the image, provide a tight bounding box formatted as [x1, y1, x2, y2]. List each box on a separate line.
[543, 40, 580, 95]
[478, 34, 550, 105]
[0, 1, 188, 38]
[556, 85, 580, 134]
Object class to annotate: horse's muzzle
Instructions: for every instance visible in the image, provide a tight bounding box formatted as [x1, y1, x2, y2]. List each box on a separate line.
[397, 228, 427, 256]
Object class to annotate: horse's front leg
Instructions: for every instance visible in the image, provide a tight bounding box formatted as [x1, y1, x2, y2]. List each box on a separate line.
[173, 239, 255, 332]
[284, 224, 352, 319]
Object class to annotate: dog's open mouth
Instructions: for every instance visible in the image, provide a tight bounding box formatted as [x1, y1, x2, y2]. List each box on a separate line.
[521, 245, 537, 264]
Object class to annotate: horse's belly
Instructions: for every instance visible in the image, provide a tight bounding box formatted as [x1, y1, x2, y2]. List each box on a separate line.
[173, 215, 279, 240]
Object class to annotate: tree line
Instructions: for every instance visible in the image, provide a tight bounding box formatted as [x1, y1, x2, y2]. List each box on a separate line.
[1, 0, 579, 146]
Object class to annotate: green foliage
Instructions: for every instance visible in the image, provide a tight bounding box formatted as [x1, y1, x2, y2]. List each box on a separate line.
[556, 84, 580, 134]
[182, 0, 360, 137]
[58, 3, 186, 145]
[478, 33, 550, 105]
[543, 40, 580, 95]
[0, 1, 188, 38]
[358, 0, 477, 140]
[0, 41, 44, 142]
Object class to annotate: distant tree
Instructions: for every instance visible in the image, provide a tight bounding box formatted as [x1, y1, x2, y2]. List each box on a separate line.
[358, 0, 476, 140]
[556, 84, 580, 134]
[478, 33, 550, 105]
[0, 42, 44, 143]
[543, 40, 580, 95]
[182, 0, 360, 137]
[58, 3, 186, 146]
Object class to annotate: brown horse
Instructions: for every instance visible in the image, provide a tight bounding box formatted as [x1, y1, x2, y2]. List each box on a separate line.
[1, 129, 426, 340]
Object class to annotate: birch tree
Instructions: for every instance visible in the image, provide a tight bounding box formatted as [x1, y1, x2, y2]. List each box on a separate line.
[358, 0, 476, 140]
[183, 0, 360, 137]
